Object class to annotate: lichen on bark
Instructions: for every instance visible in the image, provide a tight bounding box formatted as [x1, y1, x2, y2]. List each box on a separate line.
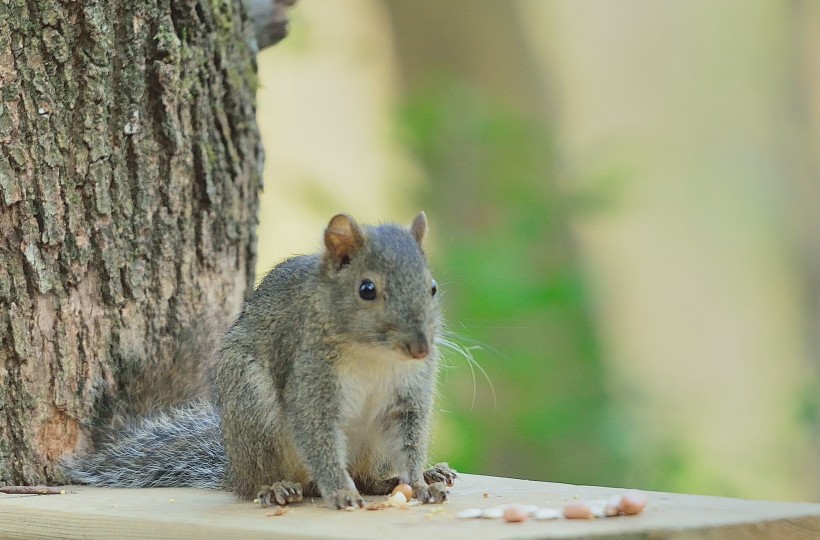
[0, 0, 263, 485]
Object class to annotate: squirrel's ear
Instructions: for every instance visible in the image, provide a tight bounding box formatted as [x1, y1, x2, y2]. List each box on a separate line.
[324, 213, 364, 266]
[410, 211, 427, 245]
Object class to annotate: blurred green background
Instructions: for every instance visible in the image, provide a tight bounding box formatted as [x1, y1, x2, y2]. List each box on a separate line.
[254, 0, 820, 501]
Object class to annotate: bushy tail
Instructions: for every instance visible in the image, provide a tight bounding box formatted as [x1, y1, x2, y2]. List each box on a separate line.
[62, 400, 227, 489]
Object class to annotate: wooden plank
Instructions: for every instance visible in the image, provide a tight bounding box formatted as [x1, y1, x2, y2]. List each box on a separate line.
[1, 474, 819, 539]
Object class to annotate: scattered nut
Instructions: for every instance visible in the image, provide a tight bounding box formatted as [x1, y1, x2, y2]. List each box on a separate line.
[620, 490, 648, 515]
[563, 501, 593, 520]
[519, 504, 539, 516]
[503, 506, 528, 523]
[265, 506, 289, 517]
[457, 508, 482, 519]
[586, 499, 609, 518]
[481, 506, 504, 519]
[534, 508, 561, 520]
[447, 489, 647, 523]
[387, 491, 407, 506]
[605, 495, 622, 517]
[391, 483, 414, 500]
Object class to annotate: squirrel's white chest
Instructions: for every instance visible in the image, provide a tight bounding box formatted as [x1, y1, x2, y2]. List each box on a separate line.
[336, 345, 422, 458]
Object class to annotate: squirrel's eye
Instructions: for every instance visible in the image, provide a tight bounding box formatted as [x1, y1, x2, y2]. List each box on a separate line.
[359, 279, 377, 301]
[431, 279, 438, 297]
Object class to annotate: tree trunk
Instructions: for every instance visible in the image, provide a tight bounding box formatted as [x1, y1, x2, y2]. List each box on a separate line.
[0, 0, 263, 486]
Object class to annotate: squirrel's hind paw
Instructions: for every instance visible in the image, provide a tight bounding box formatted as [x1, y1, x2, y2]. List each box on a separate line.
[424, 462, 457, 488]
[257, 481, 303, 507]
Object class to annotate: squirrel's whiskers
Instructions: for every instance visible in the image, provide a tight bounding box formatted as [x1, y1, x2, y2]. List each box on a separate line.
[436, 330, 497, 411]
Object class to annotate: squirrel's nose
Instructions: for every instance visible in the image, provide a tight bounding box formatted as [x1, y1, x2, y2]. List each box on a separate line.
[406, 339, 430, 360]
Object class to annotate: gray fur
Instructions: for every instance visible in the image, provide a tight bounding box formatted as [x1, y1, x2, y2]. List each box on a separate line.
[62, 400, 225, 489]
[64, 213, 455, 508]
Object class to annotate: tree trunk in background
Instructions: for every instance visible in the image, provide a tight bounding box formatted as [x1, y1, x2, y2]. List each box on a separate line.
[0, 0, 262, 486]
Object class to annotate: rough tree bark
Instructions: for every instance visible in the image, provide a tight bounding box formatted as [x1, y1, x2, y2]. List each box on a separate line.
[0, 0, 290, 486]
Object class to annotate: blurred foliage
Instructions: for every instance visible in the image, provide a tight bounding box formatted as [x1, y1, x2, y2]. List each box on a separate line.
[257, 0, 820, 501]
[397, 83, 628, 487]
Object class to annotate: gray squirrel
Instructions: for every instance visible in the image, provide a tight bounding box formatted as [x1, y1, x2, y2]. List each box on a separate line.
[63, 212, 456, 509]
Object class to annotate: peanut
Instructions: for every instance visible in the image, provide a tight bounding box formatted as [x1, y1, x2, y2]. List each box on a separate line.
[502, 506, 528, 523]
[563, 501, 593, 519]
[620, 490, 648, 515]
[391, 483, 414, 500]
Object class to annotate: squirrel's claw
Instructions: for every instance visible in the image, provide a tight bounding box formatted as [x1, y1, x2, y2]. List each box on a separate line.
[328, 488, 365, 510]
[413, 481, 448, 504]
[257, 481, 303, 507]
[423, 462, 457, 488]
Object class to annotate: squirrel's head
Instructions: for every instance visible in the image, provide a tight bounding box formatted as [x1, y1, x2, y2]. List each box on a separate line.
[322, 212, 440, 360]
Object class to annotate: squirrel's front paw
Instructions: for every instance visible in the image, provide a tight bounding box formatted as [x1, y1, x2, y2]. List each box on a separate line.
[424, 462, 457, 488]
[327, 488, 365, 510]
[257, 481, 304, 507]
[413, 481, 448, 504]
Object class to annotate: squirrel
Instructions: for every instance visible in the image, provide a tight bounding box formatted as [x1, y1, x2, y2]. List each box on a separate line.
[63, 212, 456, 509]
